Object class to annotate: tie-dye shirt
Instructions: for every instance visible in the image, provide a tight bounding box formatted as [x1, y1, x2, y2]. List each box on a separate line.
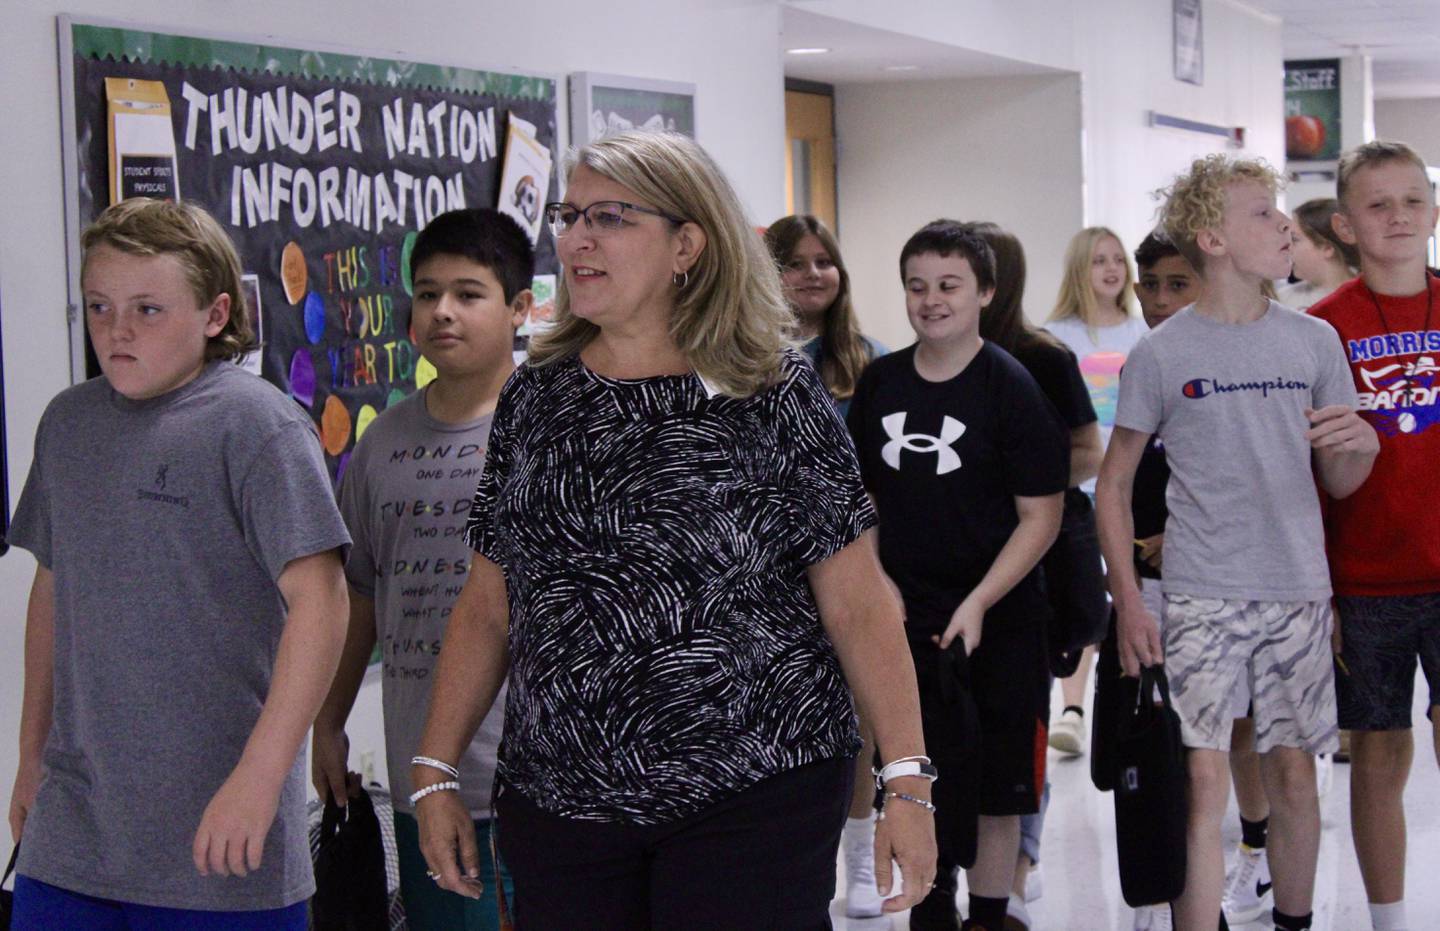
[1043, 315, 1150, 494]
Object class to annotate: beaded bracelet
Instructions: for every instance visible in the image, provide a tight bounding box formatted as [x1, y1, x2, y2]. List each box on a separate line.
[877, 791, 937, 820]
[409, 781, 461, 805]
[411, 755, 461, 779]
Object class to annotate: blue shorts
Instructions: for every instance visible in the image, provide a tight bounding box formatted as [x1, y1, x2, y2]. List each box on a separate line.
[11, 875, 306, 930]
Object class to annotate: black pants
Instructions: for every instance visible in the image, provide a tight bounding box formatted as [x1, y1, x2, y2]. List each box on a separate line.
[495, 757, 853, 931]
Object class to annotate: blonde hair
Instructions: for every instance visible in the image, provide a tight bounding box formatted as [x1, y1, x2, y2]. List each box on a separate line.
[1157, 154, 1283, 272]
[764, 214, 869, 401]
[1048, 226, 1137, 328]
[528, 132, 789, 397]
[1337, 140, 1430, 209]
[81, 198, 254, 362]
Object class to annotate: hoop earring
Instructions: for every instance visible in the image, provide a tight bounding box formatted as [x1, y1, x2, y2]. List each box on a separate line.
[673, 269, 690, 289]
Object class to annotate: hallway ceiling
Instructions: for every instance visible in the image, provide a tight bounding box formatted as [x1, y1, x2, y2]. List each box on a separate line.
[1245, 0, 1440, 99]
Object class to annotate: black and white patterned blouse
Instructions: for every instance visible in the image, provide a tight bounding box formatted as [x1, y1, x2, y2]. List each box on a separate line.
[465, 348, 874, 824]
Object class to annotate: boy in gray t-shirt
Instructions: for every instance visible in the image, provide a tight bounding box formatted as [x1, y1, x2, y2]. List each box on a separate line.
[7, 201, 350, 927]
[312, 208, 533, 931]
[1096, 157, 1377, 931]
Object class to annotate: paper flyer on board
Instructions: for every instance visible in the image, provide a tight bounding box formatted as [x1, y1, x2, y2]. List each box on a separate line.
[105, 77, 180, 204]
[496, 113, 552, 245]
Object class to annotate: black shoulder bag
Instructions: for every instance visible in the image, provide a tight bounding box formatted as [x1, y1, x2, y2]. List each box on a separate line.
[1112, 664, 1188, 907]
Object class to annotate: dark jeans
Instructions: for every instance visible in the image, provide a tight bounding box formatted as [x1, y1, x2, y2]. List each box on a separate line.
[494, 757, 852, 930]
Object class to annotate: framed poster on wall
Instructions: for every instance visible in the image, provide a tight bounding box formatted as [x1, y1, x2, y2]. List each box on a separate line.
[1173, 0, 1204, 86]
[1284, 59, 1342, 162]
[58, 17, 560, 484]
[569, 72, 696, 147]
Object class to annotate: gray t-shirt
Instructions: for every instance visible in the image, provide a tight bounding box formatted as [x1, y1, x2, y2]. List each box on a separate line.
[8, 362, 351, 910]
[1114, 302, 1358, 602]
[337, 387, 505, 818]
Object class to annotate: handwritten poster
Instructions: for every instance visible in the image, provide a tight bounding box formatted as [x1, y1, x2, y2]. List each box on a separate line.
[66, 22, 559, 480]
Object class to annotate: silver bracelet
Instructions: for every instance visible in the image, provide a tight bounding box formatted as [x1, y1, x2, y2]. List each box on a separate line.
[878, 791, 937, 820]
[411, 755, 461, 779]
[408, 780, 461, 805]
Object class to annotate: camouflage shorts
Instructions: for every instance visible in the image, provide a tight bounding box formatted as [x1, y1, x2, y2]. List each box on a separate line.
[1162, 594, 1337, 754]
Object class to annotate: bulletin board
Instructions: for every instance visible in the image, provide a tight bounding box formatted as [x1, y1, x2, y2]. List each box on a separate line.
[58, 17, 560, 481]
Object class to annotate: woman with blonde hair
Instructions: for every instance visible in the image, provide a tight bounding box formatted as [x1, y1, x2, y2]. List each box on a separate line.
[409, 131, 935, 929]
[765, 215, 884, 418]
[1044, 226, 1148, 758]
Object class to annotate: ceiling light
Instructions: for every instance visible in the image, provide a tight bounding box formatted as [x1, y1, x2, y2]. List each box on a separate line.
[883, 64, 920, 72]
[786, 47, 831, 55]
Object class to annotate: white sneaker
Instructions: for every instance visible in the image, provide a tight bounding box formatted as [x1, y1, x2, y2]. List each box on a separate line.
[1024, 863, 1043, 903]
[1316, 752, 1333, 797]
[1005, 892, 1032, 930]
[1221, 843, 1273, 925]
[842, 815, 884, 918]
[1133, 904, 1173, 931]
[1049, 707, 1087, 756]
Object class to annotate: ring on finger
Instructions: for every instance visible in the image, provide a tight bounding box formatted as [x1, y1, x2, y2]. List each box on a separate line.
[426, 870, 441, 881]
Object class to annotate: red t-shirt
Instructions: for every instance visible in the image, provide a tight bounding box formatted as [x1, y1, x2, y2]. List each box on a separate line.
[1309, 274, 1440, 596]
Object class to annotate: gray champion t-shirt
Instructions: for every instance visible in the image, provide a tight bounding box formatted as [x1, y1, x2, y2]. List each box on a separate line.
[8, 362, 351, 911]
[337, 386, 505, 818]
[1114, 302, 1359, 602]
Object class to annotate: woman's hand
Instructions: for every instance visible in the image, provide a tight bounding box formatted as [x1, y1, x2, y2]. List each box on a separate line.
[934, 596, 983, 654]
[873, 777, 938, 913]
[416, 789, 484, 899]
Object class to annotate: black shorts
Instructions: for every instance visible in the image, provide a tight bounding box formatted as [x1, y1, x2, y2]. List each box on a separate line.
[909, 607, 1049, 819]
[494, 758, 851, 931]
[1334, 592, 1440, 731]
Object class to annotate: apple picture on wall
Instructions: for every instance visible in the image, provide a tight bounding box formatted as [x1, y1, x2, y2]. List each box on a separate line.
[1286, 115, 1326, 159]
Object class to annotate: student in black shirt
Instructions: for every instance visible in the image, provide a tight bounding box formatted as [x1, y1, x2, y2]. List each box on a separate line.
[847, 221, 1066, 931]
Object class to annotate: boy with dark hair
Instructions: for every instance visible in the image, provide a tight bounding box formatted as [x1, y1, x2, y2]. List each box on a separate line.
[312, 208, 533, 931]
[1310, 139, 1440, 931]
[1097, 155, 1377, 931]
[7, 199, 351, 929]
[848, 220, 1066, 931]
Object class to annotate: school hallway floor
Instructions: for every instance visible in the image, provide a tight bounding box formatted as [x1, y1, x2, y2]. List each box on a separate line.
[832, 671, 1440, 930]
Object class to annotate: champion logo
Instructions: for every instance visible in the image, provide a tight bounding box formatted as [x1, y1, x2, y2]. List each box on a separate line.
[1181, 376, 1309, 399]
[881, 412, 965, 474]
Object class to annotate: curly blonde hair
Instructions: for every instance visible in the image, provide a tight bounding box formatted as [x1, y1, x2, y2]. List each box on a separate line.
[528, 131, 790, 398]
[81, 198, 255, 362]
[1157, 154, 1282, 272]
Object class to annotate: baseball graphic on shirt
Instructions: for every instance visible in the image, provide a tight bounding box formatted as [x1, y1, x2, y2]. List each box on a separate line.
[1398, 412, 1417, 433]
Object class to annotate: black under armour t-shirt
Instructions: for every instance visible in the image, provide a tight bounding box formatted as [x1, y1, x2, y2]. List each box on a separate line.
[847, 342, 1069, 631]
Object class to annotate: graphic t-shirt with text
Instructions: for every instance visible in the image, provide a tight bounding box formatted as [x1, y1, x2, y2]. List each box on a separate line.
[1115, 302, 1358, 602]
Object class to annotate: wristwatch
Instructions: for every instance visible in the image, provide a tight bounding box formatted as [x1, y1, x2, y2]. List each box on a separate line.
[874, 758, 939, 790]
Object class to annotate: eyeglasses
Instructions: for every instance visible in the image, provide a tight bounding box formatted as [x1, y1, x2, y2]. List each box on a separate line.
[544, 200, 686, 238]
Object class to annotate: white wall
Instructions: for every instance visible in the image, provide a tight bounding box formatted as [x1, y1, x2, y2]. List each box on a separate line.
[834, 74, 1085, 349]
[1076, 0, 1285, 262]
[827, 0, 1282, 346]
[1376, 97, 1440, 167]
[0, 0, 785, 865]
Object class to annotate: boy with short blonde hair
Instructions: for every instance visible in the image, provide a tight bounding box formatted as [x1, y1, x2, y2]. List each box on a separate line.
[7, 199, 350, 929]
[1096, 155, 1378, 931]
[1310, 139, 1440, 931]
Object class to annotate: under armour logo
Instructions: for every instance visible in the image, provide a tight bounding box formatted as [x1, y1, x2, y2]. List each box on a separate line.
[155, 464, 169, 490]
[881, 412, 966, 474]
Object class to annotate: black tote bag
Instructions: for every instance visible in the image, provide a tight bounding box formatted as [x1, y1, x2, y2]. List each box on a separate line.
[310, 788, 389, 931]
[928, 640, 981, 871]
[1091, 608, 1134, 792]
[1113, 664, 1188, 907]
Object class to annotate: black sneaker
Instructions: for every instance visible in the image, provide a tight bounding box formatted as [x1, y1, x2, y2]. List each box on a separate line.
[909, 884, 961, 931]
